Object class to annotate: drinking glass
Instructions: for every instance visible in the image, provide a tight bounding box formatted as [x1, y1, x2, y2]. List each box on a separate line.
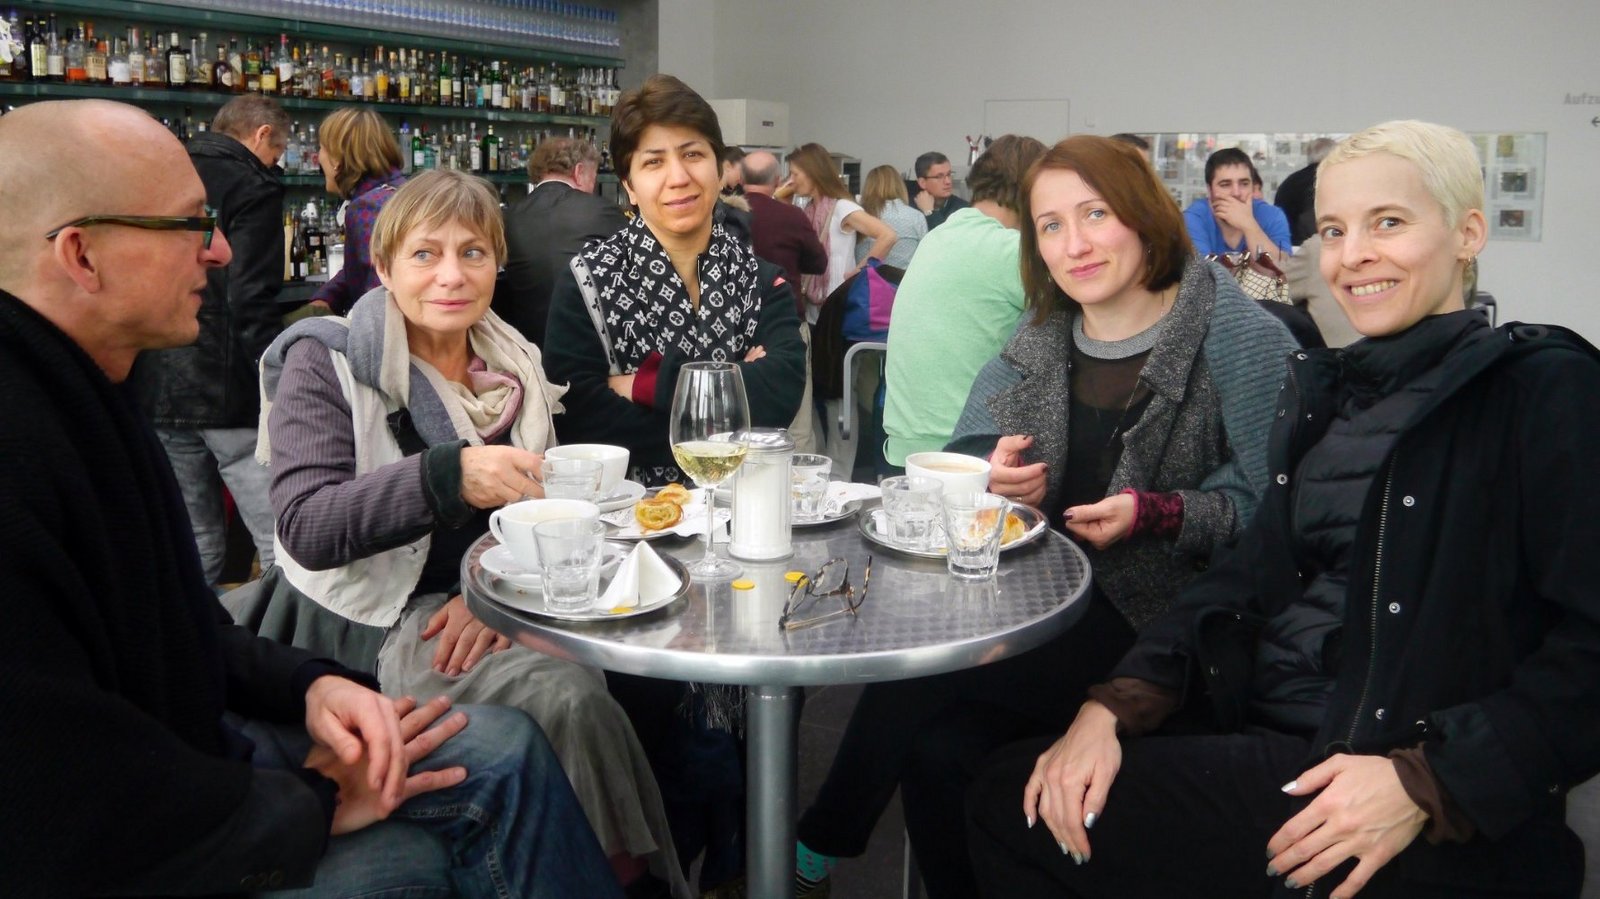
[668, 361, 751, 580]
[534, 518, 607, 611]
[541, 457, 603, 502]
[880, 475, 943, 551]
[790, 453, 832, 521]
[940, 492, 1010, 579]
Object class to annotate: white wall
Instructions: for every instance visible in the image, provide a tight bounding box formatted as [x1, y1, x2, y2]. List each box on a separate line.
[664, 0, 1600, 337]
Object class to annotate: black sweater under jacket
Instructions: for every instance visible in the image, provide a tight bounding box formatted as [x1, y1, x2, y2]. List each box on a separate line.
[1110, 316, 1600, 897]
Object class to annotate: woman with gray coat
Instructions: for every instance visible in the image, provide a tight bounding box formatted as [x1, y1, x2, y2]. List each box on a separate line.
[792, 136, 1296, 899]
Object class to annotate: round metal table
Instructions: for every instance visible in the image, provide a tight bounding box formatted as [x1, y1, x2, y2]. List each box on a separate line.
[464, 510, 1091, 899]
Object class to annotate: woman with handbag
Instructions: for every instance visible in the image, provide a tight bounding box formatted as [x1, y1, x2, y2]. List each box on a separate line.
[541, 73, 807, 896]
[792, 135, 1298, 899]
[967, 120, 1600, 899]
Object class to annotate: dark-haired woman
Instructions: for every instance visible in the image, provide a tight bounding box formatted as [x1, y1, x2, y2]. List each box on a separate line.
[542, 73, 807, 894]
[792, 136, 1297, 899]
[311, 107, 406, 314]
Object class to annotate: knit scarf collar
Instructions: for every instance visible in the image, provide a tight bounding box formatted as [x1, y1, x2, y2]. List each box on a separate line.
[800, 195, 839, 305]
[578, 214, 763, 369]
[257, 286, 566, 462]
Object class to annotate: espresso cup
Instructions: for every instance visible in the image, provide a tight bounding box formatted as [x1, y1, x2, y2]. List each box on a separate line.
[545, 444, 630, 497]
[904, 451, 991, 495]
[488, 498, 601, 568]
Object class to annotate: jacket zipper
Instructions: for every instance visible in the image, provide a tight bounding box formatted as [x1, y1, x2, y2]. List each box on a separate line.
[1345, 461, 1394, 745]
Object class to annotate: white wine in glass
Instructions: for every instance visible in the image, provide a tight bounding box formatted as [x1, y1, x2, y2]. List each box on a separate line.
[668, 361, 751, 580]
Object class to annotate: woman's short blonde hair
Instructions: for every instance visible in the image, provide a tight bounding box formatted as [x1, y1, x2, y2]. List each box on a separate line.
[320, 107, 404, 199]
[860, 165, 908, 218]
[1319, 120, 1484, 226]
[370, 169, 507, 273]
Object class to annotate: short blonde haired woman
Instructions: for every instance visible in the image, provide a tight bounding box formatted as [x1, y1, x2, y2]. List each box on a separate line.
[855, 164, 925, 269]
[254, 169, 691, 898]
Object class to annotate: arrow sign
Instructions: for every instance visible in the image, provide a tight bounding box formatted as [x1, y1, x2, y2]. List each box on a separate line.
[1593, 116, 1600, 127]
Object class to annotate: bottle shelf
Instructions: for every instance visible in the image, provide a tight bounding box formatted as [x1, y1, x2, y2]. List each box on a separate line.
[14, 0, 625, 68]
[0, 81, 611, 127]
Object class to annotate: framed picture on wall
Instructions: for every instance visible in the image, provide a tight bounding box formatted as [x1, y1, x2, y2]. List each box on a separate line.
[1497, 169, 1533, 199]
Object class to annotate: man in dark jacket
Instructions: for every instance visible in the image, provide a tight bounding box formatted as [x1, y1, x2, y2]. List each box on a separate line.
[131, 94, 290, 586]
[493, 135, 627, 346]
[0, 99, 619, 899]
[1274, 136, 1336, 246]
[741, 149, 827, 309]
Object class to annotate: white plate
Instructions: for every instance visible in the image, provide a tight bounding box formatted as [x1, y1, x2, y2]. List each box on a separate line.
[793, 499, 864, 527]
[596, 479, 647, 513]
[480, 542, 626, 589]
[599, 488, 729, 540]
[857, 503, 1049, 559]
[486, 550, 692, 621]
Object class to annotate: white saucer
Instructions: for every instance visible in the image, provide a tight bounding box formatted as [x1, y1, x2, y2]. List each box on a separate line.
[596, 479, 648, 513]
[480, 543, 625, 588]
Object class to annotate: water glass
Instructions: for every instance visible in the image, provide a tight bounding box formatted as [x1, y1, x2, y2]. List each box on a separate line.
[542, 457, 604, 502]
[941, 492, 1010, 579]
[880, 475, 943, 551]
[790, 453, 833, 521]
[534, 518, 607, 610]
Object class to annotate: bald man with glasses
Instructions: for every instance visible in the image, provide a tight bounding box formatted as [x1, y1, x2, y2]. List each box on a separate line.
[0, 100, 619, 899]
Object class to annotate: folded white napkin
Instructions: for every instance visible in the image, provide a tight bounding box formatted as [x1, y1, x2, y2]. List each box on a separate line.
[597, 542, 683, 610]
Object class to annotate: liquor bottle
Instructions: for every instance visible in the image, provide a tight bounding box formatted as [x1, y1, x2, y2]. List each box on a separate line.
[301, 201, 323, 276]
[359, 56, 375, 102]
[372, 49, 388, 102]
[283, 124, 301, 172]
[468, 123, 482, 172]
[394, 50, 410, 102]
[298, 44, 320, 99]
[303, 123, 319, 174]
[82, 27, 103, 84]
[536, 65, 550, 113]
[411, 125, 426, 171]
[318, 46, 335, 99]
[259, 42, 278, 93]
[164, 32, 187, 88]
[289, 213, 308, 281]
[244, 40, 262, 93]
[212, 43, 234, 91]
[43, 15, 62, 81]
[63, 24, 85, 83]
[187, 35, 209, 88]
[424, 128, 439, 170]
[490, 60, 505, 109]
[274, 35, 293, 95]
[228, 37, 243, 90]
[108, 38, 130, 85]
[435, 52, 451, 107]
[28, 17, 48, 81]
[483, 125, 500, 174]
[450, 54, 463, 109]
[125, 27, 143, 84]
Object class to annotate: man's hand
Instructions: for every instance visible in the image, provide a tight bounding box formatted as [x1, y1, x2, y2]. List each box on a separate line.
[304, 696, 470, 836]
[303, 675, 407, 808]
[459, 445, 544, 508]
[421, 595, 511, 677]
[1024, 701, 1122, 865]
[1063, 494, 1137, 550]
[1267, 755, 1428, 897]
[743, 345, 767, 362]
[987, 434, 1048, 507]
[1211, 194, 1258, 232]
[913, 189, 935, 214]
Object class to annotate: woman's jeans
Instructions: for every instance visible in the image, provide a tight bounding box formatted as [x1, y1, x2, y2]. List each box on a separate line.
[240, 704, 623, 899]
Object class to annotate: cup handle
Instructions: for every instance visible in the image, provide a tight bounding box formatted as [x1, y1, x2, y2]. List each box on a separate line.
[489, 509, 506, 545]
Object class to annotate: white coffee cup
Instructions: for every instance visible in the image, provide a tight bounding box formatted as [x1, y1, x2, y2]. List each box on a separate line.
[904, 451, 991, 495]
[545, 444, 630, 497]
[489, 498, 601, 568]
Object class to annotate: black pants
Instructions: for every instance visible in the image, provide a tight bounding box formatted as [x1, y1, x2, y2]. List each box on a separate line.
[797, 590, 1135, 899]
[966, 729, 1583, 899]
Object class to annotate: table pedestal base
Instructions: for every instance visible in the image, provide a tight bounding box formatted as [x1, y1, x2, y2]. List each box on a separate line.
[747, 684, 800, 899]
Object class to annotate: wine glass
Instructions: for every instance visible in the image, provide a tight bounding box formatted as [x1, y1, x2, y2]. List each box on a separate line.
[668, 361, 751, 580]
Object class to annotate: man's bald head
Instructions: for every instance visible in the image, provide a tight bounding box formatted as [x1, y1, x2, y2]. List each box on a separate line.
[741, 151, 781, 193]
[0, 101, 187, 289]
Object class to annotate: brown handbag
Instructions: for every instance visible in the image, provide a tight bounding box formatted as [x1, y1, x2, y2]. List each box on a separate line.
[1211, 251, 1291, 304]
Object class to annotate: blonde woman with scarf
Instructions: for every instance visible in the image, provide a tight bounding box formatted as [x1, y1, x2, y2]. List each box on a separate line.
[247, 169, 690, 899]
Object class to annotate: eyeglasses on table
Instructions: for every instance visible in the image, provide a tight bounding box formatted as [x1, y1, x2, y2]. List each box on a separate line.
[779, 555, 871, 631]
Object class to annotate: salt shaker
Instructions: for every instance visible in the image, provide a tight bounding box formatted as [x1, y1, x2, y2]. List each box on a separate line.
[729, 427, 794, 561]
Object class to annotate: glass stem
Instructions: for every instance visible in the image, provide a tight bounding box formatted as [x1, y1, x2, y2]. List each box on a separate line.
[702, 489, 716, 563]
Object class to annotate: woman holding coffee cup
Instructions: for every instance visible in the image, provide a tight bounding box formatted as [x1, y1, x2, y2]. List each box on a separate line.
[792, 136, 1297, 898]
[251, 169, 689, 898]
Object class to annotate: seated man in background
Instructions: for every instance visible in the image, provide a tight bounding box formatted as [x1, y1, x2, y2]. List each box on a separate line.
[882, 134, 1047, 468]
[912, 150, 971, 230]
[0, 99, 619, 899]
[1183, 146, 1291, 256]
[494, 135, 628, 347]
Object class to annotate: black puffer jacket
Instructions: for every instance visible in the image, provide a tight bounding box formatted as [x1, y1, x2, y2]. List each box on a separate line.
[132, 131, 285, 428]
[1113, 318, 1600, 896]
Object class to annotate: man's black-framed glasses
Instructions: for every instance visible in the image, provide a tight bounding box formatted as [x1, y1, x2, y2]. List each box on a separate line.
[45, 206, 219, 249]
[779, 555, 871, 631]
